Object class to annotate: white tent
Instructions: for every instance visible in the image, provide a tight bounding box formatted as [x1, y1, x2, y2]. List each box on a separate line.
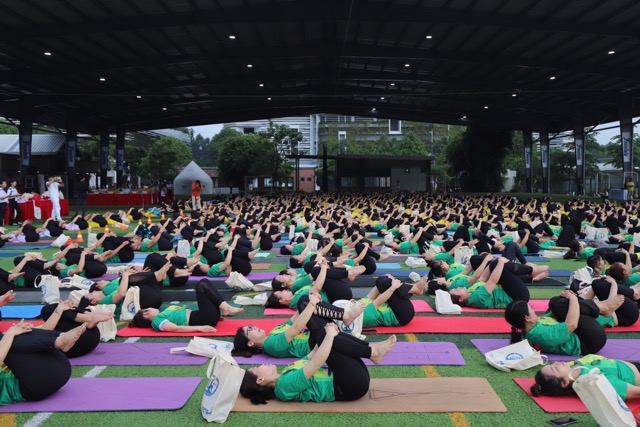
[173, 161, 213, 197]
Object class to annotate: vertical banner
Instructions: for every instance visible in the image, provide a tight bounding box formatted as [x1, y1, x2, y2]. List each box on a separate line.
[67, 139, 77, 168]
[66, 117, 77, 201]
[116, 130, 125, 186]
[100, 126, 110, 188]
[620, 94, 634, 174]
[574, 113, 585, 195]
[19, 101, 33, 183]
[522, 130, 532, 192]
[540, 130, 550, 193]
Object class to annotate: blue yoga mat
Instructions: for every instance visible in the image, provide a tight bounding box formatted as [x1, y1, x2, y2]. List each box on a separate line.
[371, 269, 415, 277]
[375, 263, 404, 270]
[0, 252, 25, 257]
[0, 245, 51, 250]
[549, 270, 572, 277]
[0, 305, 44, 319]
[524, 256, 549, 262]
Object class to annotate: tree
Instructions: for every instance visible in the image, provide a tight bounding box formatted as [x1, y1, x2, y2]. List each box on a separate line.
[142, 136, 192, 183]
[393, 132, 429, 156]
[0, 123, 18, 134]
[259, 121, 304, 187]
[188, 129, 215, 167]
[216, 134, 255, 189]
[603, 132, 640, 169]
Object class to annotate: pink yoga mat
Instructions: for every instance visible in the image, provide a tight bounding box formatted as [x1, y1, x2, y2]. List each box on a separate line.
[373, 316, 512, 334]
[117, 317, 284, 337]
[263, 299, 434, 316]
[0, 377, 202, 412]
[70, 343, 208, 366]
[234, 341, 465, 366]
[513, 378, 587, 412]
[461, 299, 549, 313]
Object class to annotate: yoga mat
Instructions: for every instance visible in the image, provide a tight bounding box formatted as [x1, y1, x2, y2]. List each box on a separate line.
[0, 251, 25, 257]
[251, 263, 271, 270]
[0, 304, 43, 319]
[233, 377, 506, 413]
[263, 299, 434, 316]
[1, 244, 51, 250]
[472, 338, 640, 362]
[117, 317, 284, 337]
[548, 270, 572, 277]
[461, 299, 549, 313]
[373, 317, 512, 334]
[530, 277, 566, 287]
[198, 272, 279, 282]
[0, 320, 43, 331]
[524, 256, 549, 262]
[0, 377, 201, 413]
[375, 263, 404, 270]
[513, 378, 587, 412]
[254, 252, 273, 258]
[70, 343, 208, 366]
[235, 342, 465, 366]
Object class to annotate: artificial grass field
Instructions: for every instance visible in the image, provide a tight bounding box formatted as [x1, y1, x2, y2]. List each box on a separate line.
[0, 215, 629, 426]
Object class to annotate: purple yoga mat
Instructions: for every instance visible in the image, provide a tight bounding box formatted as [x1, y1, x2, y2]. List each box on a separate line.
[0, 377, 201, 412]
[70, 343, 208, 366]
[234, 341, 465, 366]
[92, 271, 279, 283]
[471, 338, 640, 362]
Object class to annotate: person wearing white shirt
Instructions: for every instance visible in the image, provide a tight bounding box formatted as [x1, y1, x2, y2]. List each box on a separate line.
[46, 175, 64, 221]
[7, 180, 21, 225]
[0, 181, 7, 226]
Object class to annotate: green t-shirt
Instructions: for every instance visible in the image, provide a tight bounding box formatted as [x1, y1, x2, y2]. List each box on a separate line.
[139, 239, 159, 252]
[625, 273, 640, 286]
[12, 276, 24, 288]
[0, 365, 23, 406]
[151, 305, 188, 331]
[99, 279, 123, 315]
[360, 297, 399, 327]
[448, 274, 470, 290]
[291, 243, 305, 256]
[466, 283, 512, 309]
[263, 320, 311, 358]
[525, 315, 581, 356]
[580, 247, 595, 259]
[571, 355, 637, 400]
[274, 359, 335, 402]
[398, 241, 420, 254]
[96, 247, 121, 264]
[434, 252, 453, 263]
[60, 264, 86, 279]
[289, 286, 328, 309]
[207, 263, 225, 277]
[290, 275, 313, 294]
[444, 264, 465, 280]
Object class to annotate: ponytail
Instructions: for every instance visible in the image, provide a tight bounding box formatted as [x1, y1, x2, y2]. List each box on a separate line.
[510, 326, 524, 344]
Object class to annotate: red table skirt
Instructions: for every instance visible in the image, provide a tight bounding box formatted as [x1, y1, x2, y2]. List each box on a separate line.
[87, 193, 156, 206]
[4, 199, 70, 222]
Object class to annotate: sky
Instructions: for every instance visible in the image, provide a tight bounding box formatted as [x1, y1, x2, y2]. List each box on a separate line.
[190, 123, 223, 139]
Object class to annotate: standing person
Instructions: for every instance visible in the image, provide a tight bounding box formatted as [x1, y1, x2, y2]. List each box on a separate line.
[46, 175, 64, 221]
[0, 181, 8, 226]
[7, 180, 21, 226]
[191, 179, 203, 210]
[74, 175, 88, 217]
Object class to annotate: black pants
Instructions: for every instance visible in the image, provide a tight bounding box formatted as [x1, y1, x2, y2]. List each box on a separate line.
[502, 241, 528, 264]
[487, 260, 530, 302]
[548, 296, 607, 355]
[590, 278, 639, 326]
[74, 197, 87, 217]
[375, 278, 415, 326]
[2, 328, 71, 401]
[127, 272, 163, 309]
[41, 304, 101, 358]
[355, 242, 379, 275]
[8, 201, 21, 224]
[188, 280, 225, 327]
[308, 267, 353, 302]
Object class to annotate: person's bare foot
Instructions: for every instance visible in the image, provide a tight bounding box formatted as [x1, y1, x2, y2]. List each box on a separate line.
[342, 303, 365, 326]
[0, 290, 16, 306]
[347, 265, 366, 281]
[410, 275, 428, 295]
[370, 335, 397, 365]
[220, 303, 244, 316]
[378, 253, 390, 262]
[598, 295, 625, 317]
[86, 312, 114, 329]
[54, 324, 87, 352]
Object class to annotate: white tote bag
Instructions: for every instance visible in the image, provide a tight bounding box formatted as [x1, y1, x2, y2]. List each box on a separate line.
[405, 257, 427, 268]
[89, 304, 117, 342]
[51, 234, 71, 248]
[398, 224, 411, 235]
[569, 266, 594, 285]
[171, 337, 234, 358]
[201, 350, 245, 423]
[177, 239, 191, 258]
[61, 275, 95, 291]
[225, 272, 254, 291]
[34, 274, 70, 304]
[234, 292, 268, 306]
[541, 249, 566, 259]
[571, 367, 635, 427]
[454, 246, 472, 265]
[69, 289, 88, 307]
[119, 286, 141, 321]
[484, 339, 547, 372]
[383, 233, 394, 245]
[332, 299, 365, 340]
[633, 232, 640, 248]
[434, 289, 462, 315]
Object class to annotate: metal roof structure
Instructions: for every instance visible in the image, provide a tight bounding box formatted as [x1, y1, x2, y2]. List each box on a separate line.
[0, 134, 64, 155]
[0, 0, 639, 134]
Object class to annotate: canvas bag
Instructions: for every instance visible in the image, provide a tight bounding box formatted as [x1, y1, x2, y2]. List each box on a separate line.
[225, 272, 254, 291]
[570, 367, 635, 427]
[569, 266, 594, 285]
[201, 349, 245, 423]
[69, 289, 88, 307]
[177, 239, 191, 258]
[88, 304, 117, 342]
[454, 246, 472, 265]
[234, 292, 269, 306]
[60, 275, 94, 291]
[171, 337, 234, 358]
[484, 339, 547, 372]
[398, 224, 411, 235]
[383, 233, 394, 245]
[434, 289, 462, 315]
[51, 234, 71, 248]
[119, 286, 141, 321]
[633, 232, 640, 248]
[541, 249, 565, 259]
[34, 274, 71, 304]
[405, 257, 427, 268]
[332, 299, 365, 340]
[300, 238, 319, 257]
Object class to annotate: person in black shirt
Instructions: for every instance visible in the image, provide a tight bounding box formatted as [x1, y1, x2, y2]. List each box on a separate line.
[74, 175, 89, 217]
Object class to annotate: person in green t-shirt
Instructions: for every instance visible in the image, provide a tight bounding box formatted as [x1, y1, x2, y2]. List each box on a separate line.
[128, 279, 243, 332]
[0, 320, 85, 406]
[505, 290, 623, 356]
[240, 322, 397, 404]
[358, 274, 427, 327]
[530, 354, 640, 400]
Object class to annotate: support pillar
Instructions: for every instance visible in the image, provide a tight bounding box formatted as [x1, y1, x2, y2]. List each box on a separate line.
[18, 100, 33, 187]
[99, 125, 110, 189]
[539, 129, 550, 194]
[66, 113, 77, 199]
[574, 113, 585, 195]
[620, 93, 634, 175]
[322, 144, 328, 192]
[116, 129, 125, 186]
[523, 130, 533, 193]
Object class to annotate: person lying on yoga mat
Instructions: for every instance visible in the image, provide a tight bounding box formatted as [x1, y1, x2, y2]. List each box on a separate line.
[232, 291, 363, 358]
[240, 321, 397, 404]
[529, 354, 640, 400]
[505, 290, 624, 356]
[579, 276, 639, 326]
[0, 320, 85, 406]
[449, 257, 530, 309]
[128, 279, 243, 333]
[142, 252, 191, 287]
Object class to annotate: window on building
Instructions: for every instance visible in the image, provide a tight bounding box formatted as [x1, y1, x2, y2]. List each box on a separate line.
[364, 177, 391, 188]
[243, 127, 255, 134]
[338, 131, 347, 141]
[389, 119, 401, 134]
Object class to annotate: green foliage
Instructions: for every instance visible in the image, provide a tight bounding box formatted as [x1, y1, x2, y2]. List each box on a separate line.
[603, 132, 640, 169]
[217, 133, 260, 189]
[259, 121, 305, 185]
[0, 122, 18, 134]
[141, 136, 192, 183]
[188, 129, 217, 167]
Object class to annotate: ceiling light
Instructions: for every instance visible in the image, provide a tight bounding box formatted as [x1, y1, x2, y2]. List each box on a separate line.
[247, 64, 252, 68]
[99, 78, 106, 82]
[372, 108, 377, 111]
[267, 97, 271, 100]
[390, 83, 395, 86]
[426, 35, 433, 39]
[44, 52, 52, 56]
[229, 35, 236, 39]
[162, 107, 167, 111]
[259, 83, 264, 87]
[608, 50, 615, 55]
[549, 76, 556, 80]
[461, 115, 467, 120]
[380, 97, 385, 100]
[404, 63, 410, 67]
[512, 94, 517, 97]
[136, 95, 142, 99]
[483, 106, 488, 109]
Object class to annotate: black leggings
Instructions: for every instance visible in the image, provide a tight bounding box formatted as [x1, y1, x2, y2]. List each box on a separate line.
[548, 296, 607, 355]
[2, 328, 71, 401]
[374, 278, 415, 326]
[127, 272, 163, 308]
[100, 235, 135, 263]
[304, 312, 370, 401]
[502, 241, 527, 264]
[41, 304, 101, 358]
[188, 280, 225, 327]
[22, 223, 40, 242]
[590, 278, 639, 327]
[0, 267, 13, 296]
[354, 242, 379, 275]
[308, 267, 353, 302]
[488, 259, 530, 302]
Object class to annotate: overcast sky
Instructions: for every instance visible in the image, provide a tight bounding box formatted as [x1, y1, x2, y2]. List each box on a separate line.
[189, 119, 636, 145]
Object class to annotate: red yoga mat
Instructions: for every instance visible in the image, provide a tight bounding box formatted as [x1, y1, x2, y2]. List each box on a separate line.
[263, 299, 434, 316]
[116, 317, 284, 337]
[461, 299, 549, 313]
[0, 320, 44, 332]
[373, 316, 512, 334]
